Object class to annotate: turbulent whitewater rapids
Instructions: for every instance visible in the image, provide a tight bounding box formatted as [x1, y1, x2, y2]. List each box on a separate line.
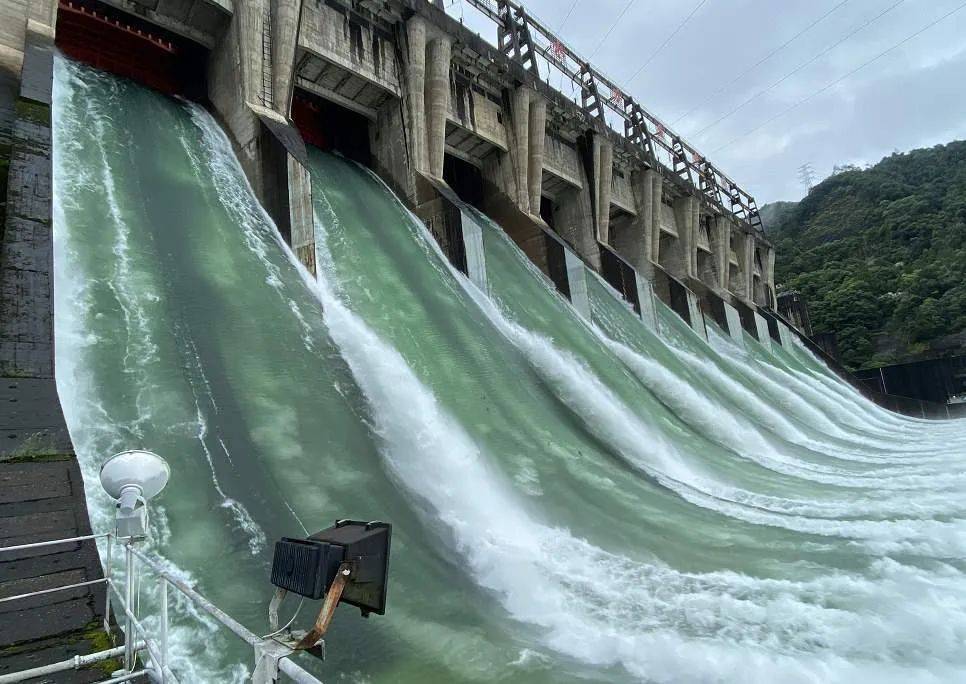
[52, 59, 966, 683]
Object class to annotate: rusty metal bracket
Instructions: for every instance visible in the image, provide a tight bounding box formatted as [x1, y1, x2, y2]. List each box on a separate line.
[293, 563, 353, 651]
[268, 587, 288, 633]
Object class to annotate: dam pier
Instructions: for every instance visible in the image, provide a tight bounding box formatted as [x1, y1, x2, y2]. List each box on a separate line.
[10, 0, 781, 339]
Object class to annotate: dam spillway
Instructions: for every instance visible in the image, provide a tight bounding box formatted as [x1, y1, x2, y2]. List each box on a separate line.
[47, 58, 966, 683]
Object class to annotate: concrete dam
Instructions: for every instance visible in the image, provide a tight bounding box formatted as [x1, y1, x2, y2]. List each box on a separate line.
[2, 1, 966, 682]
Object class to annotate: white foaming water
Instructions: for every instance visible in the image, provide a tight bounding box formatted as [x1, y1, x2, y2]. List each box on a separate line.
[709, 332, 947, 455]
[305, 187, 966, 683]
[361, 185, 966, 546]
[52, 58, 262, 683]
[611, 329, 964, 478]
[54, 55, 966, 682]
[183, 103, 319, 355]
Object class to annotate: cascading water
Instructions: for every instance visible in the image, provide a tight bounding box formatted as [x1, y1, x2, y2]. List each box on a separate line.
[53, 60, 966, 683]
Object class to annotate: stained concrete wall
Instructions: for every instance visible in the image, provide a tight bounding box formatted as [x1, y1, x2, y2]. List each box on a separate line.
[208, 6, 261, 185]
[610, 168, 635, 215]
[543, 134, 582, 189]
[40, 0, 779, 355]
[552, 180, 600, 270]
[0, 6, 113, 668]
[728, 229, 754, 304]
[448, 85, 507, 151]
[659, 194, 698, 280]
[370, 91, 415, 203]
[299, 1, 401, 97]
[206, 0, 319, 273]
[591, 135, 613, 243]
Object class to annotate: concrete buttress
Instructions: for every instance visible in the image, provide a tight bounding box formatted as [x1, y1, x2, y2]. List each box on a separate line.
[665, 194, 697, 280]
[510, 86, 531, 213]
[712, 216, 731, 292]
[527, 95, 546, 216]
[593, 136, 613, 243]
[272, 0, 303, 116]
[689, 199, 700, 276]
[404, 17, 428, 175]
[649, 171, 663, 263]
[425, 36, 451, 179]
[739, 231, 755, 303]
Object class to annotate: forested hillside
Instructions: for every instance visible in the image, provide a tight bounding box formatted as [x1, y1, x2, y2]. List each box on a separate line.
[764, 141, 966, 369]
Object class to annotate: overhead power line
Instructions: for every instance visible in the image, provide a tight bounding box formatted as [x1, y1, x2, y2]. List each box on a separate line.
[589, 0, 638, 59]
[692, 0, 906, 139]
[557, 0, 580, 33]
[626, 0, 711, 84]
[671, 0, 851, 127]
[713, 0, 966, 154]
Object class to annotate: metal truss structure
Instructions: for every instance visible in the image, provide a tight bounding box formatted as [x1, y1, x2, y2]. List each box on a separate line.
[465, 0, 763, 232]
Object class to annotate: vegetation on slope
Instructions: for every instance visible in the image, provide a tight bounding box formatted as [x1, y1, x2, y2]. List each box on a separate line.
[764, 141, 966, 369]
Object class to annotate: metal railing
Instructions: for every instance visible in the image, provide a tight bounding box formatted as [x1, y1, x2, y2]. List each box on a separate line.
[0, 533, 322, 684]
[461, 0, 764, 231]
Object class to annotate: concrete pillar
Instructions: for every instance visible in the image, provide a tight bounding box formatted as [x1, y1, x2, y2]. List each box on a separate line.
[688, 197, 701, 278]
[740, 231, 755, 303]
[667, 194, 697, 279]
[425, 36, 451, 179]
[527, 95, 547, 216]
[405, 17, 427, 174]
[27, 0, 57, 28]
[613, 167, 657, 276]
[238, 0, 265, 107]
[272, 0, 303, 116]
[207, 0, 269, 199]
[594, 136, 613, 243]
[712, 216, 730, 291]
[633, 170, 654, 263]
[689, 200, 700, 276]
[510, 86, 531, 213]
[764, 242, 776, 308]
[649, 171, 663, 264]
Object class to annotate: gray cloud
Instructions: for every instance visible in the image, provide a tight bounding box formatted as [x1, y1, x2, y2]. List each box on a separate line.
[448, 0, 966, 203]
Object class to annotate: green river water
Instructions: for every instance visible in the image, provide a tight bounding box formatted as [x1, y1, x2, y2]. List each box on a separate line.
[52, 60, 966, 683]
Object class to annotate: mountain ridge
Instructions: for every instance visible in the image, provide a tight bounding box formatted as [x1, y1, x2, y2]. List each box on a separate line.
[761, 140, 966, 369]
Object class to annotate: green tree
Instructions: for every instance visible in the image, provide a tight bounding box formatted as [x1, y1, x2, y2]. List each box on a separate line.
[766, 140, 966, 368]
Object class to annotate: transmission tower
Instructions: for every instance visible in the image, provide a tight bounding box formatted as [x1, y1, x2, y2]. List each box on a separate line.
[797, 163, 816, 193]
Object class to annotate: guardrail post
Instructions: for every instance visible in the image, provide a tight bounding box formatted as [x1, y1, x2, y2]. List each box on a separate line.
[104, 534, 114, 635]
[159, 578, 168, 682]
[124, 541, 135, 672]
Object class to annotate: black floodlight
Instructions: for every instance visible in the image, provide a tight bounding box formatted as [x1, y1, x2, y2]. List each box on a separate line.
[270, 537, 345, 600]
[268, 520, 392, 653]
[308, 519, 392, 616]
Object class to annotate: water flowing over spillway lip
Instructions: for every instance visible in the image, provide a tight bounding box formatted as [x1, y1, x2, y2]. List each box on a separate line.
[52, 58, 966, 683]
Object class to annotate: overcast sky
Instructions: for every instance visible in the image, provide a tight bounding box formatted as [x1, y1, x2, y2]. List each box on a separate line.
[445, 0, 966, 204]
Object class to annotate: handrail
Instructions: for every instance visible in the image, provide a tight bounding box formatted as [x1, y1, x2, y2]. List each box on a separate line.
[0, 532, 110, 553]
[128, 545, 262, 647]
[0, 577, 108, 604]
[0, 532, 323, 684]
[0, 644, 148, 684]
